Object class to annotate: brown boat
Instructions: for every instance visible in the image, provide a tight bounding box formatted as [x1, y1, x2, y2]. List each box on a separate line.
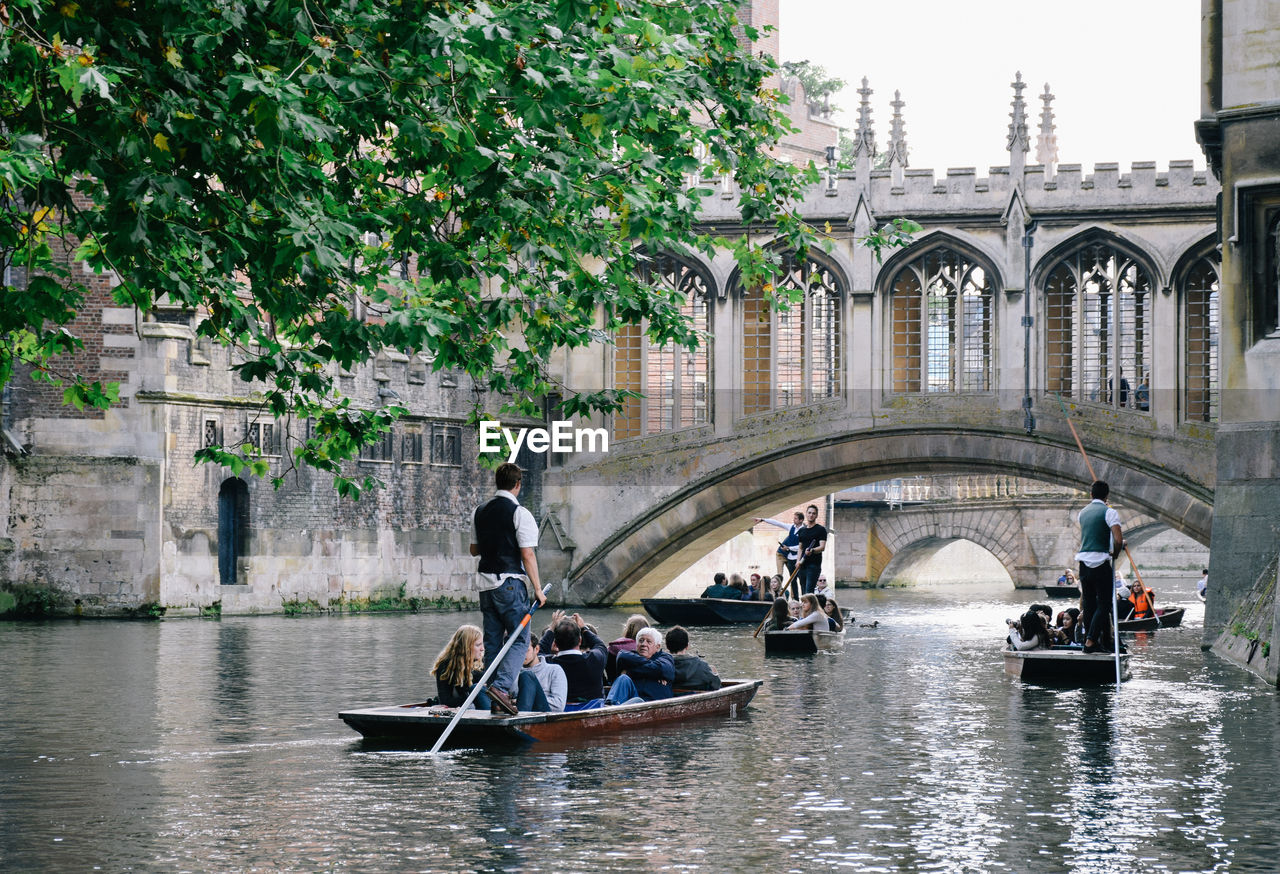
[339, 678, 763, 749]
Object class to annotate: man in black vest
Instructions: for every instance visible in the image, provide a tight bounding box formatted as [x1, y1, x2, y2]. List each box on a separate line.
[470, 462, 546, 714]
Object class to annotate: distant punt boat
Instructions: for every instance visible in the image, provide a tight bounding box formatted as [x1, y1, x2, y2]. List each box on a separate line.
[1117, 606, 1185, 632]
[641, 598, 770, 625]
[1003, 648, 1131, 683]
[339, 679, 763, 750]
[1043, 585, 1082, 598]
[763, 628, 846, 655]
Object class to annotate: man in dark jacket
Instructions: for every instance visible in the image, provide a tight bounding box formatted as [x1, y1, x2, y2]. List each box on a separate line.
[605, 627, 675, 704]
[666, 626, 721, 691]
[700, 572, 739, 600]
[540, 612, 608, 710]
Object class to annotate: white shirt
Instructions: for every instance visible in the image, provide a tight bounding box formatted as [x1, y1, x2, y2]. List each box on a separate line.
[473, 490, 539, 586]
[1074, 500, 1122, 568]
[789, 610, 829, 631]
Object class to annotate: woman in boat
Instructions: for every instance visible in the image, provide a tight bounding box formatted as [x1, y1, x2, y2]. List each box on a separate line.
[1007, 609, 1050, 651]
[761, 597, 792, 632]
[787, 593, 829, 633]
[607, 613, 649, 682]
[821, 596, 845, 632]
[431, 624, 493, 710]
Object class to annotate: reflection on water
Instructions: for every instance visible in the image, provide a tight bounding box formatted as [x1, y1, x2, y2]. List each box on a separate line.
[2, 576, 1278, 872]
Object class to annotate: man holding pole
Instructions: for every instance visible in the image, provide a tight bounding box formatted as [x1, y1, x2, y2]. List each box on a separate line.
[470, 462, 546, 715]
[1076, 480, 1125, 654]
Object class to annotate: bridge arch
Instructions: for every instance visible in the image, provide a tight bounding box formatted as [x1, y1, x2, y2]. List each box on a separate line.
[878, 537, 1011, 586]
[565, 427, 1212, 604]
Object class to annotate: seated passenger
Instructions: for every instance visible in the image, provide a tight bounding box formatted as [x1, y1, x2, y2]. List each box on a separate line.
[1007, 609, 1049, 651]
[746, 572, 763, 601]
[431, 624, 492, 710]
[700, 572, 739, 600]
[606, 613, 648, 682]
[666, 625, 721, 691]
[822, 597, 845, 631]
[542, 615, 608, 711]
[761, 597, 792, 632]
[519, 637, 566, 712]
[1052, 607, 1082, 645]
[787, 593, 829, 632]
[605, 627, 675, 704]
[788, 599, 803, 620]
[1127, 579, 1156, 619]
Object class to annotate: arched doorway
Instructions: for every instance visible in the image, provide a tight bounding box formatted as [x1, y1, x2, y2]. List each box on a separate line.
[218, 478, 249, 586]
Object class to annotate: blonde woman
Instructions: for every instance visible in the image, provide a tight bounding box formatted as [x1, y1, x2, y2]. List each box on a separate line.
[787, 593, 828, 632]
[431, 624, 493, 710]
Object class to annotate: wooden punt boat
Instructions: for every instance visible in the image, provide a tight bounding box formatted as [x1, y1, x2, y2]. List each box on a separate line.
[1043, 585, 1082, 599]
[338, 678, 763, 749]
[1003, 647, 1131, 683]
[1116, 605, 1185, 631]
[640, 597, 768, 625]
[763, 628, 846, 655]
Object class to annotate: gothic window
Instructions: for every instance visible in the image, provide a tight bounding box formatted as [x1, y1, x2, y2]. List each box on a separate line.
[613, 254, 711, 439]
[1184, 254, 1221, 423]
[740, 256, 842, 415]
[203, 418, 221, 449]
[889, 249, 993, 393]
[1044, 242, 1153, 412]
[1262, 212, 1280, 340]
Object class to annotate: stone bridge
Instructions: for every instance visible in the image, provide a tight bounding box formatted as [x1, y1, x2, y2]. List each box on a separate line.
[542, 402, 1213, 604]
[844, 493, 1158, 589]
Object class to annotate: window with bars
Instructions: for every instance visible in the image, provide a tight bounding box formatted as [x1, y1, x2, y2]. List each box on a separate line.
[889, 249, 993, 393]
[430, 424, 462, 467]
[740, 257, 843, 415]
[612, 254, 711, 439]
[203, 419, 221, 449]
[1044, 241, 1153, 412]
[1184, 254, 1221, 423]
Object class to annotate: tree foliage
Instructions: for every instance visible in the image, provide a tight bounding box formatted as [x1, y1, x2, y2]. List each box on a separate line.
[1, 0, 831, 494]
[780, 59, 845, 111]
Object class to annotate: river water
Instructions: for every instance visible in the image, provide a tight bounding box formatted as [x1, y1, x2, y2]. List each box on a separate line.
[2, 575, 1277, 873]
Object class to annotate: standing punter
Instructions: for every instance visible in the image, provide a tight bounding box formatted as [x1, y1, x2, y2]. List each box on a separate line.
[470, 462, 547, 715]
[795, 504, 828, 596]
[1076, 480, 1125, 654]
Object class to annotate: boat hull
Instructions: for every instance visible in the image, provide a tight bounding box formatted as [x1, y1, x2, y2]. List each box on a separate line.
[1003, 648, 1131, 683]
[764, 628, 845, 654]
[641, 598, 769, 625]
[1043, 585, 1082, 599]
[339, 679, 763, 749]
[1116, 615, 1160, 632]
[1155, 606, 1185, 628]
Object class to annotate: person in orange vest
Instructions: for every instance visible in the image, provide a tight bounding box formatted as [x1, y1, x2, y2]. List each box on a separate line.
[1127, 578, 1156, 619]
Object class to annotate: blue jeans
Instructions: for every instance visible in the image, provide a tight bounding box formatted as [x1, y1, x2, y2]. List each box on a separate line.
[479, 577, 530, 696]
[605, 675, 645, 706]
[798, 563, 821, 595]
[516, 671, 551, 712]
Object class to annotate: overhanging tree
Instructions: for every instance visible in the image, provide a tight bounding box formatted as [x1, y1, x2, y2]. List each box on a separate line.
[1, 0, 897, 495]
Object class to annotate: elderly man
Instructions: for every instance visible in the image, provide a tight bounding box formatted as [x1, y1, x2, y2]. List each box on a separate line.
[605, 627, 674, 704]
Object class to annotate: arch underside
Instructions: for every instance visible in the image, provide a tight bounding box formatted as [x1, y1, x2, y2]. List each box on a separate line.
[566, 428, 1213, 605]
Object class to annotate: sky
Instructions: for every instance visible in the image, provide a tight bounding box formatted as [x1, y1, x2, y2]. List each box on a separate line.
[778, 0, 1205, 174]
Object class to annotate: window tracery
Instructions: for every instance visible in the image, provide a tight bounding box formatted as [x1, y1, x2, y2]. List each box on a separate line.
[613, 254, 711, 439]
[1044, 242, 1153, 412]
[889, 249, 993, 393]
